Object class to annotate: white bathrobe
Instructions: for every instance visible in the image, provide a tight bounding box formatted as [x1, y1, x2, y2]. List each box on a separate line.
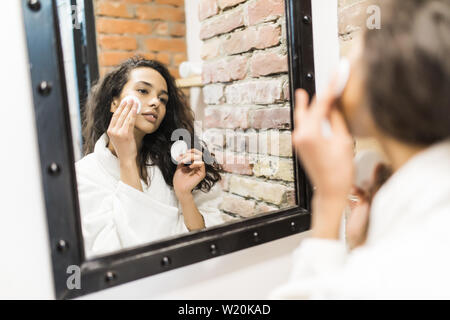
[270, 139, 450, 299]
[75, 133, 226, 259]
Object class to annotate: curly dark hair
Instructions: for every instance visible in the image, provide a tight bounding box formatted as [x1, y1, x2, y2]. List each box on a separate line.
[81, 56, 222, 192]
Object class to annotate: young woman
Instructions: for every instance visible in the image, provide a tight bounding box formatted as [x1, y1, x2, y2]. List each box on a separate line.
[76, 57, 225, 258]
[271, 0, 450, 299]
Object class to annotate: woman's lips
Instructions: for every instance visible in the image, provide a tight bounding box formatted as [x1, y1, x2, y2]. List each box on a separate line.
[143, 114, 157, 123]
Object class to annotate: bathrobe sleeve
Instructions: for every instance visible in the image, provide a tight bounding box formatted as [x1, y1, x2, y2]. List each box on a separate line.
[268, 238, 349, 299]
[76, 160, 182, 258]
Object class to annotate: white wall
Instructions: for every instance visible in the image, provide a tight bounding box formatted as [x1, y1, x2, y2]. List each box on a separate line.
[0, 0, 339, 299]
[184, 0, 206, 123]
[0, 1, 54, 299]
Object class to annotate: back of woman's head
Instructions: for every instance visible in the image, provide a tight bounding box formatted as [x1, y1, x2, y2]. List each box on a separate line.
[363, 0, 450, 145]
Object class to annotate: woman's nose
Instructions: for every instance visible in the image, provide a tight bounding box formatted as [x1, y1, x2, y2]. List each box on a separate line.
[148, 95, 160, 108]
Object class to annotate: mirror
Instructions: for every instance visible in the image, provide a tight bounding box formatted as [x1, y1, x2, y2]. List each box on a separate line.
[57, 0, 298, 259]
[23, 0, 313, 298]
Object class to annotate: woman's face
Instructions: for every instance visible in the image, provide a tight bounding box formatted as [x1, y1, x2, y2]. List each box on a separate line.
[339, 37, 376, 138]
[111, 67, 169, 135]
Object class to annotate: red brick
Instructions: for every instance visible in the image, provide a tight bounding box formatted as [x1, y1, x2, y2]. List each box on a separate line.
[225, 130, 249, 153]
[136, 5, 185, 22]
[198, 0, 219, 21]
[99, 51, 136, 67]
[121, 0, 152, 3]
[228, 175, 292, 205]
[203, 128, 226, 149]
[170, 23, 186, 36]
[283, 81, 290, 101]
[202, 56, 247, 84]
[136, 51, 157, 60]
[155, 0, 185, 6]
[203, 84, 225, 104]
[246, 0, 285, 26]
[154, 22, 169, 35]
[155, 52, 171, 65]
[225, 79, 284, 105]
[199, 7, 244, 39]
[98, 35, 138, 50]
[173, 53, 187, 65]
[218, 0, 246, 10]
[204, 106, 250, 128]
[255, 202, 279, 214]
[201, 39, 221, 60]
[250, 51, 288, 77]
[214, 151, 254, 175]
[96, 18, 152, 34]
[168, 67, 180, 78]
[145, 38, 187, 52]
[249, 107, 291, 129]
[219, 194, 256, 217]
[96, 1, 134, 18]
[223, 24, 280, 54]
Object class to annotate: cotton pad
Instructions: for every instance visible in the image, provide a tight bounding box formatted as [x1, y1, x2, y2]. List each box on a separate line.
[122, 95, 142, 114]
[335, 58, 350, 97]
[321, 58, 351, 139]
[171, 140, 188, 164]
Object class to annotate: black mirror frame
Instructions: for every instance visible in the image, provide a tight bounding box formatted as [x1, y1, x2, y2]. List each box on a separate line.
[22, 0, 315, 299]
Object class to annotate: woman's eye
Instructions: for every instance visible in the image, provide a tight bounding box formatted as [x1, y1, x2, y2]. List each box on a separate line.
[137, 89, 148, 94]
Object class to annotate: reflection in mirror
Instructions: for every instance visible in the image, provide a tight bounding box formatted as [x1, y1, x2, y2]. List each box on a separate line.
[58, 0, 297, 259]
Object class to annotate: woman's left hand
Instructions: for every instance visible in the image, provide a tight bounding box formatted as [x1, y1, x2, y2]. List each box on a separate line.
[173, 148, 206, 198]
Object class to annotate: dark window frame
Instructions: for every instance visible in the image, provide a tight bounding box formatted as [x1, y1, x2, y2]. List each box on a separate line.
[21, 0, 315, 299]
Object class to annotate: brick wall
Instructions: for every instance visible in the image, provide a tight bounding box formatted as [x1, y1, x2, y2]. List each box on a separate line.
[94, 0, 187, 79]
[338, 0, 370, 56]
[198, 0, 296, 220]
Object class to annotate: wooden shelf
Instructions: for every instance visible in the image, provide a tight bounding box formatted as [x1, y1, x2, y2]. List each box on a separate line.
[176, 75, 203, 88]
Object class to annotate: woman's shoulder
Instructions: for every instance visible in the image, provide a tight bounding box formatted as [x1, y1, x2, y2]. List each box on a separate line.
[75, 152, 99, 172]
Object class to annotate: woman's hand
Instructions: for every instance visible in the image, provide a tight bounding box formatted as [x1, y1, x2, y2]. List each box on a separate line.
[346, 163, 392, 249]
[292, 86, 354, 239]
[107, 99, 138, 163]
[346, 187, 371, 250]
[173, 148, 206, 199]
[107, 99, 143, 192]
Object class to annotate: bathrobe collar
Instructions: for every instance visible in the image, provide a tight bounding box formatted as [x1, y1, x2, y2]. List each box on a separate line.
[367, 138, 450, 244]
[93, 133, 154, 183]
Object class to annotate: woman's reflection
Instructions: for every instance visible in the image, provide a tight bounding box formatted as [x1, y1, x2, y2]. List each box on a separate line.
[76, 56, 225, 258]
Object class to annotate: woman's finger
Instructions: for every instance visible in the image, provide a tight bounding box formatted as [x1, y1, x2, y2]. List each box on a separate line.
[179, 153, 202, 164]
[123, 104, 137, 132]
[116, 100, 133, 129]
[109, 99, 127, 129]
[311, 75, 339, 120]
[329, 108, 350, 136]
[295, 89, 309, 119]
[188, 161, 204, 169]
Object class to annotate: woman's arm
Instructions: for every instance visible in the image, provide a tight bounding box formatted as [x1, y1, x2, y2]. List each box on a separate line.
[177, 193, 205, 231]
[173, 148, 218, 231]
[120, 160, 143, 192]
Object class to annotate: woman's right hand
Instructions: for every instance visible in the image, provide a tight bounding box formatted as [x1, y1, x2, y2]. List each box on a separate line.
[107, 99, 138, 163]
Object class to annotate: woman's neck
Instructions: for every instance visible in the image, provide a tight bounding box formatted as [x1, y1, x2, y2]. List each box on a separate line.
[376, 134, 427, 172]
